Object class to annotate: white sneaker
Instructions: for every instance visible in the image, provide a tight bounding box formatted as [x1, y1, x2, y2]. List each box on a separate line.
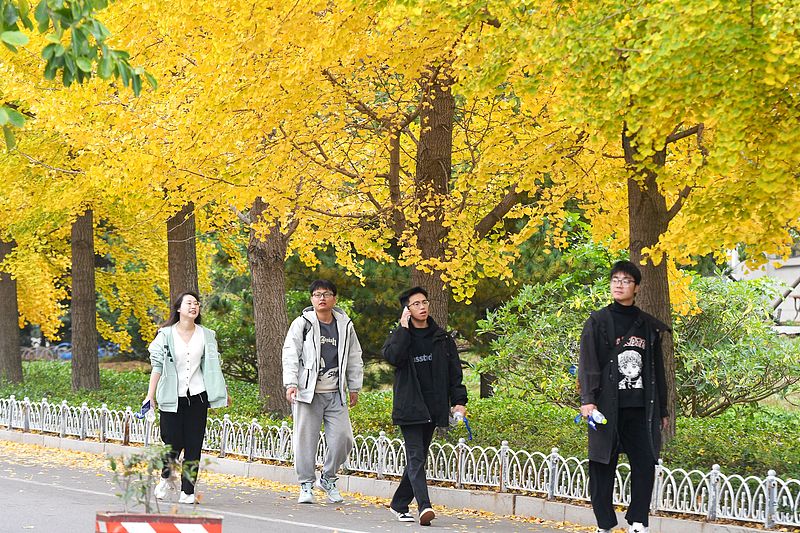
[629, 523, 649, 533]
[178, 491, 195, 504]
[419, 507, 435, 526]
[316, 476, 344, 503]
[390, 508, 415, 522]
[596, 529, 612, 533]
[298, 482, 314, 504]
[154, 477, 175, 500]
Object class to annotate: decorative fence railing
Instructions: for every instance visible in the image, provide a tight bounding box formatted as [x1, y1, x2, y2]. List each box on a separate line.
[1, 395, 797, 529]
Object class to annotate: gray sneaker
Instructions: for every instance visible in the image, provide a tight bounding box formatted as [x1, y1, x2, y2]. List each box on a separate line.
[316, 476, 344, 503]
[298, 482, 314, 503]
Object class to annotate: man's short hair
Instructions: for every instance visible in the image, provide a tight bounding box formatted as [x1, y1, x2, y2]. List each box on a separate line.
[309, 279, 337, 296]
[398, 286, 428, 308]
[609, 260, 642, 285]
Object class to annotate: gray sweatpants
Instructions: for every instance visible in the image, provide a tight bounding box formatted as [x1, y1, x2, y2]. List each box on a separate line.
[293, 391, 354, 484]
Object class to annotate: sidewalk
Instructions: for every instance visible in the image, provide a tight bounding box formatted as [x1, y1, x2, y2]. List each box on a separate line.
[0, 429, 767, 533]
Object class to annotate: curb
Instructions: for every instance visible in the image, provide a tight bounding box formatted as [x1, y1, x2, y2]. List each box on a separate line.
[0, 429, 765, 533]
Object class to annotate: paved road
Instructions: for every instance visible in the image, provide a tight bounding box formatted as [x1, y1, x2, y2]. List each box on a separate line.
[0, 443, 583, 533]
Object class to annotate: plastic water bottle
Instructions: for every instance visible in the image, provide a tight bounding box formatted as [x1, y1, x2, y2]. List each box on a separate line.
[134, 399, 155, 422]
[574, 408, 607, 430]
[452, 411, 473, 440]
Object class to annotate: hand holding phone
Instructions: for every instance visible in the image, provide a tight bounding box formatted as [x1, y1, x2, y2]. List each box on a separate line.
[400, 307, 411, 328]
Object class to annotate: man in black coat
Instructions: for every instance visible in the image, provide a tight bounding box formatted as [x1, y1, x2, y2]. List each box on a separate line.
[382, 286, 468, 526]
[578, 261, 670, 533]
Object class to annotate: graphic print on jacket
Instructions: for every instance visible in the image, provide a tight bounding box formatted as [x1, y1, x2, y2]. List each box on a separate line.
[316, 319, 339, 393]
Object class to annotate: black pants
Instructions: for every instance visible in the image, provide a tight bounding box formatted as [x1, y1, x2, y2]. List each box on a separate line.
[391, 422, 436, 512]
[589, 407, 656, 529]
[159, 391, 209, 495]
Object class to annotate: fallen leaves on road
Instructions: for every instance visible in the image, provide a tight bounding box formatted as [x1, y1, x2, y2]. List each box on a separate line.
[0, 439, 600, 532]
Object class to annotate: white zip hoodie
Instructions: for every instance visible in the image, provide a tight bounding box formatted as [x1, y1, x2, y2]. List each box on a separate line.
[282, 306, 364, 404]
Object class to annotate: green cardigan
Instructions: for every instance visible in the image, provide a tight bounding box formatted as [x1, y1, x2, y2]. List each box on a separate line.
[148, 324, 228, 412]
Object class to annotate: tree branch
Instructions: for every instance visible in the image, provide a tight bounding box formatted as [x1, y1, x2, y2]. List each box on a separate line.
[666, 185, 692, 222]
[665, 124, 702, 145]
[475, 186, 521, 239]
[322, 68, 386, 126]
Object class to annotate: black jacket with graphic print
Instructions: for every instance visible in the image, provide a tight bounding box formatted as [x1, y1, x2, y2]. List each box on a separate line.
[382, 318, 468, 427]
[578, 304, 669, 464]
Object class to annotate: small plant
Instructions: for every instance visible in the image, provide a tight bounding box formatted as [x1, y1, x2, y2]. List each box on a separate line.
[108, 444, 170, 513]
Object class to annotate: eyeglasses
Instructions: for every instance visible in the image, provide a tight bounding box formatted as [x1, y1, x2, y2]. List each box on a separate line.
[312, 291, 335, 299]
[407, 300, 430, 309]
[610, 277, 635, 286]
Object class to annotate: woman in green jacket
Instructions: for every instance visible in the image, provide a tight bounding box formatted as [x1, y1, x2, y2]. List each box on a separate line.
[144, 291, 229, 504]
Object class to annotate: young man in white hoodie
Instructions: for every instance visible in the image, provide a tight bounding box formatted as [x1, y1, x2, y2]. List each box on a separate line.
[282, 279, 364, 504]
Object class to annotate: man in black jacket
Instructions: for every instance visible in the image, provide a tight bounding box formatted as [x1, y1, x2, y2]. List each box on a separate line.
[382, 286, 468, 526]
[578, 261, 670, 533]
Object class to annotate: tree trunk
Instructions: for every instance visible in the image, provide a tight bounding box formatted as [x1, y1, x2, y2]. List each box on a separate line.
[479, 373, 496, 399]
[0, 240, 22, 383]
[247, 197, 291, 416]
[623, 132, 676, 438]
[167, 202, 199, 303]
[71, 209, 100, 390]
[413, 71, 454, 328]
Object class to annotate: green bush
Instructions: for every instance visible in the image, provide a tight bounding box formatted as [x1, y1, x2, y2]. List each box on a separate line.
[476, 276, 609, 407]
[674, 276, 800, 417]
[666, 406, 800, 478]
[479, 272, 800, 418]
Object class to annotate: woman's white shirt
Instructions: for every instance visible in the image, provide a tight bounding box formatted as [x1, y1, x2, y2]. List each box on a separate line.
[172, 325, 206, 397]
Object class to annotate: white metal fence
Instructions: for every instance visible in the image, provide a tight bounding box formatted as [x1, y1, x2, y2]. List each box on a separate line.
[1, 395, 797, 529]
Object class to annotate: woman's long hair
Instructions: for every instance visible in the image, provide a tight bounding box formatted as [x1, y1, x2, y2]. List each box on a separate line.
[160, 291, 202, 328]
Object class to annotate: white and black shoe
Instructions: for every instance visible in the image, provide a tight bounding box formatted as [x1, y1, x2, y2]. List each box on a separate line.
[390, 508, 415, 522]
[419, 507, 435, 526]
[629, 523, 649, 533]
[178, 491, 196, 504]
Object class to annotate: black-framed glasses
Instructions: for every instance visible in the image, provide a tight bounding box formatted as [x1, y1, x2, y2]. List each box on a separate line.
[407, 300, 430, 309]
[610, 277, 635, 286]
[312, 291, 335, 299]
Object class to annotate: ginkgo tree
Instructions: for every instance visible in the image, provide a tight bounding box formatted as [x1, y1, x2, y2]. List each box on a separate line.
[3, 0, 398, 407]
[266, 1, 596, 327]
[393, 0, 800, 429]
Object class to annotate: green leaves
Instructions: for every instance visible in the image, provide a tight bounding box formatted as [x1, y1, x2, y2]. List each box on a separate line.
[0, 106, 26, 149]
[6, 0, 156, 95]
[674, 275, 800, 417]
[0, 106, 26, 128]
[1, 30, 29, 46]
[1, 0, 157, 148]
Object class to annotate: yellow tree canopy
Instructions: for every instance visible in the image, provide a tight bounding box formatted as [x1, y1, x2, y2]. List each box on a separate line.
[375, 0, 799, 312]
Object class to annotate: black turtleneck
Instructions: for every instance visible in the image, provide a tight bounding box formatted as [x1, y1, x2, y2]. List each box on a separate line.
[610, 301, 639, 344]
